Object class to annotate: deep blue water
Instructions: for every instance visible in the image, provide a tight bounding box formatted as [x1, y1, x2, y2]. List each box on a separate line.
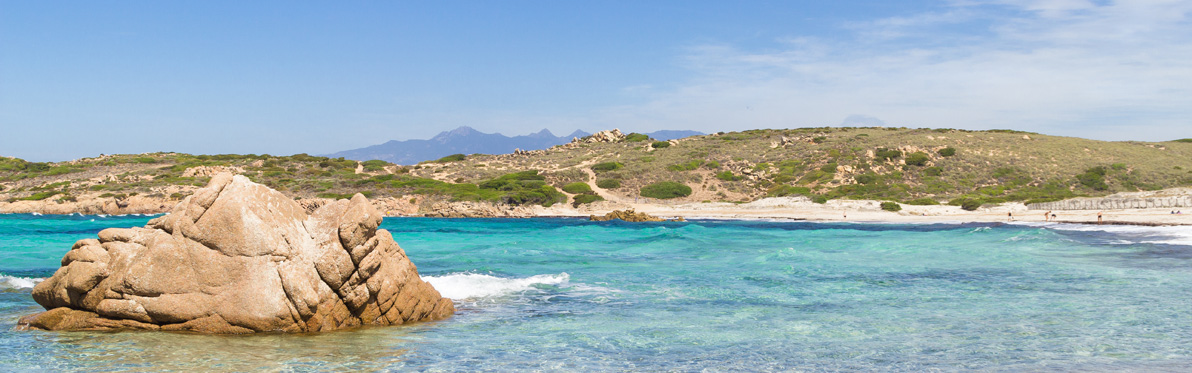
[2, 213, 1192, 371]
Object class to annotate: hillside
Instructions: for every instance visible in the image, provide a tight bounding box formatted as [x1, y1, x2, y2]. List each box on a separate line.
[1, 127, 1190, 215]
[410, 127, 1192, 209]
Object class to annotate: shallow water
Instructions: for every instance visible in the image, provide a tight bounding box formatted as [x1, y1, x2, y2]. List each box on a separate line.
[2, 214, 1192, 371]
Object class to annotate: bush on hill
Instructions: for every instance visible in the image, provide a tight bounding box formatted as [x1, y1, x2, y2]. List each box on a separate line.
[16, 191, 62, 201]
[433, 154, 467, 163]
[716, 171, 741, 181]
[880, 201, 902, 212]
[937, 147, 956, 157]
[651, 141, 671, 149]
[596, 179, 621, 189]
[361, 160, 389, 172]
[591, 162, 624, 172]
[667, 160, 704, 171]
[905, 152, 930, 166]
[562, 182, 592, 194]
[903, 198, 940, 205]
[571, 193, 604, 207]
[768, 185, 811, 197]
[625, 133, 650, 142]
[949, 198, 983, 211]
[640, 181, 691, 199]
[875, 148, 902, 161]
[1077, 166, 1108, 191]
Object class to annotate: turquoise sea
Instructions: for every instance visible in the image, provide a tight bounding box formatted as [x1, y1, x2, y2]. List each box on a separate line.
[3, 213, 1192, 371]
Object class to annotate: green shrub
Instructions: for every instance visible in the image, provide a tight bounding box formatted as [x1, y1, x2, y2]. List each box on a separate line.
[875, 148, 902, 161]
[924, 167, 943, 177]
[704, 160, 720, 169]
[667, 160, 704, 171]
[716, 171, 741, 181]
[812, 136, 827, 144]
[937, 147, 956, 157]
[1077, 166, 1108, 191]
[317, 192, 375, 200]
[361, 160, 389, 172]
[854, 173, 880, 185]
[18, 191, 62, 201]
[562, 182, 592, 194]
[640, 181, 691, 199]
[433, 154, 467, 163]
[811, 195, 829, 204]
[596, 179, 621, 189]
[768, 185, 811, 197]
[591, 162, 624, 171]
[880, 201, 902, 212]
[1173, 138, 1192, 143]
[905, 152, 929, 166]
[651, 141, 671, 149]
[571, 193, 604, 207]
[904, 198, 940, 206]
[819, 163, 838, 173]
[625, 133, 650, 142]
[949, 198, 982, 211]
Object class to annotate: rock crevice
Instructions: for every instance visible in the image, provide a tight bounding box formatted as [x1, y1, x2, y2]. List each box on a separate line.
[20, 173, 453, 333]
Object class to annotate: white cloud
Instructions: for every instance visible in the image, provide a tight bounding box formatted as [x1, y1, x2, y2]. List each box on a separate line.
[596, 0, 1192, 141]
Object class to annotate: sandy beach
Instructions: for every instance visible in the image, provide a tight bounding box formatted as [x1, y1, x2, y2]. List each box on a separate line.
[532, 196, 1192, 226]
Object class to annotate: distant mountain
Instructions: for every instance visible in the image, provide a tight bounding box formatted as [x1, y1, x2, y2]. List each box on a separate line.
[327, 127, 703, 164]
[646, 130, 704, 141]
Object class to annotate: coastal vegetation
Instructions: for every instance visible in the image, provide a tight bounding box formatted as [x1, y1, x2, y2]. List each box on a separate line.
[640, 181, 693, 199]
[2, 127, 1191, 210]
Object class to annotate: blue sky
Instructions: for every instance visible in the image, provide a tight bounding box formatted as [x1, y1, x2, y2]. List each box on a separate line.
[2, 1, 1190, 161]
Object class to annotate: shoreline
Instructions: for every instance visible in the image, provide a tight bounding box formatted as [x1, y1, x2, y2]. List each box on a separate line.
[7, 204, 1187, 227]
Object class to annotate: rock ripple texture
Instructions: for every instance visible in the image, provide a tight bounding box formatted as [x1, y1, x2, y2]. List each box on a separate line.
[19, 173, 453, 333]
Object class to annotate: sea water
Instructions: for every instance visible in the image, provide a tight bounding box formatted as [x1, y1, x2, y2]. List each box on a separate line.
[2, 214, 1192, 371]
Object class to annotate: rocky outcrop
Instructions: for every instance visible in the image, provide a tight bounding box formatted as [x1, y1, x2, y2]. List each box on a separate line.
[589, 209, 684, 222]
[19, 173, 453, 333]
[181, 165, 245, 178]
[572, 129, 625, 144]
[420, 200, 533, 218]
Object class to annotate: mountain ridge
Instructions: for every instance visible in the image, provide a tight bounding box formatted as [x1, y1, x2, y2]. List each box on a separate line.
[328, 127, 702, 164]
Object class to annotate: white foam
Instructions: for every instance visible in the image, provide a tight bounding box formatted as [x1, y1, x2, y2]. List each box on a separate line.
[1, 275, 44, 290]
[422, 273, 569, 299]
[31, 212, 42, 216]
[1010, 222, 1192, 246]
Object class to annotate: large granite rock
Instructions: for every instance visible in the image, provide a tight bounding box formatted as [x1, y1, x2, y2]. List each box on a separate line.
[19, 173, 453, 333]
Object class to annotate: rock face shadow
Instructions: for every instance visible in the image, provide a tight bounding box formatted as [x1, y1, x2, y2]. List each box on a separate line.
[19, 173, 453, 333]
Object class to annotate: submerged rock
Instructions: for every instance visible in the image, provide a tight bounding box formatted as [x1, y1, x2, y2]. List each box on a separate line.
[589, 209, 684, 222]
[19, 173, 453, 333]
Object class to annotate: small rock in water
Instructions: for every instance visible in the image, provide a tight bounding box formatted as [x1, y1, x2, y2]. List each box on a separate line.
[589, 209, 684, 222]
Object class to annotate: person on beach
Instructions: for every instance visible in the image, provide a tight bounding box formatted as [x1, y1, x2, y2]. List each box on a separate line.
[1008, 212, 1013, 222]
[843, 211, 847, 219]
[1051, 213, 1057, 221]
[1097, 211, 1103, 224]
[1044, 211, 1051, 221]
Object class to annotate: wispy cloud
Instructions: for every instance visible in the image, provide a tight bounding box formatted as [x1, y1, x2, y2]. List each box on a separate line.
[598, 0, 1192, 141]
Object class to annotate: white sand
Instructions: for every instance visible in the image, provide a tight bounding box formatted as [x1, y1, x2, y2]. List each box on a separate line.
[534, 196, 1191, 226]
